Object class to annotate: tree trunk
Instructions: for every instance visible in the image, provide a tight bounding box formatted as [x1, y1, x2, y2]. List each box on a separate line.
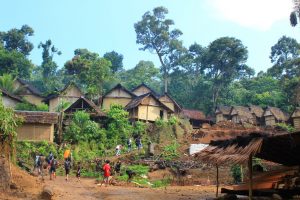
[0, 143, 12, 191]
[164, 78, 168, 93]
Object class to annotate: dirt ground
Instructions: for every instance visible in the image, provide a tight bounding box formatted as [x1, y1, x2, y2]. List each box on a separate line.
[45, 176, 218, 200]
[1, 165, 219, 200]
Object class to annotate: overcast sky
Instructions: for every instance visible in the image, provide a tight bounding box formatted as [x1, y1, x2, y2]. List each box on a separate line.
[0, 0, 299, 73]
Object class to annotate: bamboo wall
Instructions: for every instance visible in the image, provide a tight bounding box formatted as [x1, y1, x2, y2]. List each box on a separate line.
[17, 123, 54, 142]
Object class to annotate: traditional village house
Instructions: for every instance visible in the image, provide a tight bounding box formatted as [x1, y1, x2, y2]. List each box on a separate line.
[15, 111, 58, 142]
[43, 82, 84, 112]
[263, 106, 289, 126]
[131, 83, 159, 97]
[159, 93, 182, 115]
[291, 107, 300, 130]
[64, 96, 106, 124]
[13, 78, 44, 105]
[0, 89, 23, 108]
[230, 106, 256, 125]
[102, 84, 136, 111]
[215, 106, 232, 123]
[125, 92, 173, 122]
[249, 105, 265, 126]
[181, 109, 211, 129]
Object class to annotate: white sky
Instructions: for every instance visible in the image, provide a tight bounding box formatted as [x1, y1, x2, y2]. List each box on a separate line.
[210, 0, 294, 31]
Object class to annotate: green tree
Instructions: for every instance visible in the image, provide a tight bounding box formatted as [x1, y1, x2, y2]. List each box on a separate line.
[0, 74, 17, 93]
[106, 104, 133, 145]
[204, 37, 254, 108]
[0, 25, 34, 56]
[290, 0, 300, 26]
[134, 7, 186, 93]
[119, 60, 161, 91]
[268, 36, 300, 79]
[64, 111, 106, 143]
[0, 44, 33, 78]
[103, 51, 123, 73]
[64, 49, 112, 97]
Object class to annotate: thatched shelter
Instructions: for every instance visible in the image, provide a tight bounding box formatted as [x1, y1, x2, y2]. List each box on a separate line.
[249, 105, 264, 126]
[291, 107, 300, 130]
[195, 130, 300, 199]
[182, 109, 211, 129]
[15, 111, 59, 142]
[263, 106, 289, 126]
[215, 106, 231, 123]
[230, 106, 255, 125]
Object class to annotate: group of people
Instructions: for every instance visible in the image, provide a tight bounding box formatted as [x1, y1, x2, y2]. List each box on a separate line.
[115, 136, 143, 156]
[33, 150, 81, 182]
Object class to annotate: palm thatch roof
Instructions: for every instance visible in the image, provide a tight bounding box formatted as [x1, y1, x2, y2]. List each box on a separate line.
[230, 106, 255, 124]
[0, 89, 23, 102]
[291, 107, 300, 118]
[64, 96, 106, 117]
[215, 106, 231, 115]
[195, 130, 300, 166]
[16, 78, 43, 97]
[263, 106, 289, 121]
[15, 111, 59, 124]
[249, 105, 264, 118]
[43, 82, 83, 103]
[182, 109, 206, 120]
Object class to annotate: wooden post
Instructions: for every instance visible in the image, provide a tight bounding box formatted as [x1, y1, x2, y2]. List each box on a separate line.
[240, 165, 244, 182]
[248, 155, 253, 200]
[216, 165, 219, 197]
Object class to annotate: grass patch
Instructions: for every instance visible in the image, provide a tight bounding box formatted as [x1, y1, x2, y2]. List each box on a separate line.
[151, 179, 171, 188]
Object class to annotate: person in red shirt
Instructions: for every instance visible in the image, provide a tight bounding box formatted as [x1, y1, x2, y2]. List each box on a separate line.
[101, 160, 111, 187]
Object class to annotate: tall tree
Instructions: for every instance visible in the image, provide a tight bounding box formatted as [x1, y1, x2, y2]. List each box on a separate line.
[38, 39, 61, 79]
[0, 25, 34, 56]
[204, 37, 253, 109]
[290, 0, 300, 26]
[64, 48, 112, 97]
[0, 44, 33, 78]
[103, 51, 123, 73]
[119, 60, 161, 91]
[268, 36, 300, 79]
[134, 7, 186, 93]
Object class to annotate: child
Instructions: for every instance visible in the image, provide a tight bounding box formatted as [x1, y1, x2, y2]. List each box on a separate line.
[49, 156, 58, 180]
[101, 160, 111, 187]
[115, 145, 122, 156]
[76, 162, 82, 181]
[114, 161, 121, 175]
[64, 158, 71, 181]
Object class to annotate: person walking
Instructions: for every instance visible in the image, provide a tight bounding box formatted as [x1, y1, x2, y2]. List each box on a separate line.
[101, 160, 111, 187]
[76, 162, 82, 182]
[115, 144, 122, 156]
[49, 156, 58, 180]
[127, 138, 132, 152]
[114, 161, 122, 175]
[64, 158, 71, 181]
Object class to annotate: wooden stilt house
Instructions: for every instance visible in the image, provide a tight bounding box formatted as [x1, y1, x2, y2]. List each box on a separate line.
[125, 93, 173, 122]
[1, 89, 23, 108]
[181, 109, 211, 129]
[291, 107, 300, 130]
[159, 93, 182, 115]
[131, 83, 159, 97]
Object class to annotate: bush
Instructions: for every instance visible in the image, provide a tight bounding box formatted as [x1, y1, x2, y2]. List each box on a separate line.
[15, 102, 49, 111]
[230, 165, 242, 184]
[160, 141, 179, 161]
[167, 116, 178, 125]
[276, 123, 296, 133]
[64, 111, 106, 143]
[154, 118, 166, 127]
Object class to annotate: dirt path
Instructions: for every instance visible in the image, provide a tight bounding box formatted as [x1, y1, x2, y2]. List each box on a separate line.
[45, 176, 217, 200]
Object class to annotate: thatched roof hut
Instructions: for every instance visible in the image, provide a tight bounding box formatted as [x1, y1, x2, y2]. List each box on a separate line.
[263, 106, 289, 126]
[249, 105, 264, 126]
[215, 106, 231, 123]
[230, 106, 255, 125]
[291, 107, 300, 130]
[182, 109, 211, 129]
[15, 111, 59, 142]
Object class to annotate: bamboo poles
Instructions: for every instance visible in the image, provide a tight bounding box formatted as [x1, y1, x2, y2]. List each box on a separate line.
[248, 154, 253, 200]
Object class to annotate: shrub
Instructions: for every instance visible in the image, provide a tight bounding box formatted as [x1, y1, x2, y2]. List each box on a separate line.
[154, 118, 166, 127]
[64, 111, 106, 143]
[230, 165, 242, 183]
[15, 102, 49, 111]
[276, 123, 296, 133]
[160, 140, 179, 161]
[167, 116, 178, 125]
